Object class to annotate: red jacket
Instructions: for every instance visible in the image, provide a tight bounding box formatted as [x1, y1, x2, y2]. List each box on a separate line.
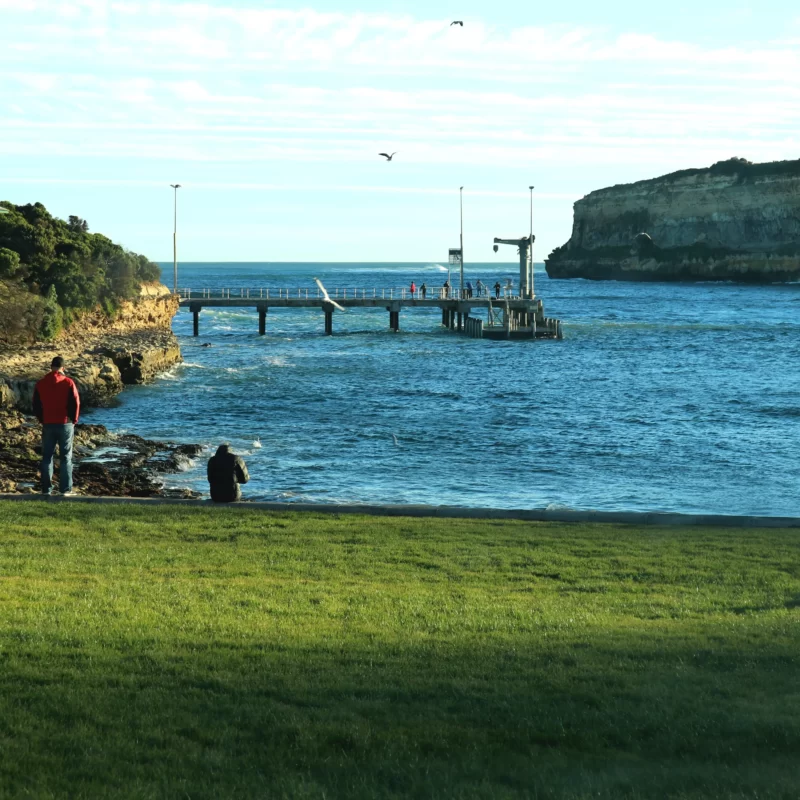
[33, 371, 80, 424]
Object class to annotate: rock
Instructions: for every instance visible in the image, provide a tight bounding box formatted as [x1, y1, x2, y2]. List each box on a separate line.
[546, 157, 800, 282]
[0, 409, 202, 499]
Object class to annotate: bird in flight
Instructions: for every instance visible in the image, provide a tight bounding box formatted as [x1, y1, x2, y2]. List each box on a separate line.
[450, 20, 463, 26]
[379, 152, 397, 161]
[314, 278, 346, 312]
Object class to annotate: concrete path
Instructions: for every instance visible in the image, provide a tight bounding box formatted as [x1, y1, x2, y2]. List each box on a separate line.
[1, 493, 799, 528]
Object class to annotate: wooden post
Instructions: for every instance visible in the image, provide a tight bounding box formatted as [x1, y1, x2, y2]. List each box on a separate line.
[323, 303, 334, 335]
[258, 305, 267, 336]
[190, 303, 201, 336]
[442, 308, 448, 326]
[457, 312, 463, 332]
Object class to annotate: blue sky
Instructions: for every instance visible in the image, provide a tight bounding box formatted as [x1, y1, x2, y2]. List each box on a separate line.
[2, 0, 799, 263]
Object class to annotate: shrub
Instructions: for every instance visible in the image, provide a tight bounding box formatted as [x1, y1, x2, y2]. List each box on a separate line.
[39, 284, 63, 341]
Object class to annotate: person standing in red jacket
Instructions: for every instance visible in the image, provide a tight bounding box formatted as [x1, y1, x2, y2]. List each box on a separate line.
[33, 356, 80, 496]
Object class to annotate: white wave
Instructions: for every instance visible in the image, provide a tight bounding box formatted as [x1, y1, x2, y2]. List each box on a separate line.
[173, 455, 197, 472]
[264, 356, 294, 368]
[252, 438, 262, 448]
[158, 368, 181, 381]
[179, 361, 207, 369]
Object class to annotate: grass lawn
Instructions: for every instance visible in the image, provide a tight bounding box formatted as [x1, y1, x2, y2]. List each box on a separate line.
[0, 501, 798, 799]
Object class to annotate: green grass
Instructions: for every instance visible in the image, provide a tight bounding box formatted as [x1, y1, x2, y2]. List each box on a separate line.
[0, 501, 798, 799]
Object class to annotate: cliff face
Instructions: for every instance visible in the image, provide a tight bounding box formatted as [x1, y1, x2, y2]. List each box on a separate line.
[545, 158, 800, 281]
[0, 286, 181, 412]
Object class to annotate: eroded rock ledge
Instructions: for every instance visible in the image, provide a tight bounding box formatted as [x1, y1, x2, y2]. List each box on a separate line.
[545, 157, 800, 282]
[0, 287, 200, 497]
[0, 290, 182, 411]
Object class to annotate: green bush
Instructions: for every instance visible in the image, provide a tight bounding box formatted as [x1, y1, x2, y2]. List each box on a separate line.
[0, 280, 45, 345]
[0, 247, 21, 278]
[39, 284, 63, 341]
[0, 201, 162, 341]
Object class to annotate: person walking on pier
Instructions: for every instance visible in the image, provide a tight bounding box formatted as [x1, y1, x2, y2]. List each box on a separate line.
[420, 282, 427, 299]
[410, 281, 416, 298]
[476, 279, 483, 297]
[466, 281, 473, 299]
[443, 279, 451, 299]
[493, 281, 501, 299]
[207, 443, 250, 502]
[33, 356, 80, 496]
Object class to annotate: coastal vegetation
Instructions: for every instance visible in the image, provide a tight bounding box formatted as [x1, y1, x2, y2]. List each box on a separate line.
[0, 201, 161, 344]
[1, 502, 797, 798]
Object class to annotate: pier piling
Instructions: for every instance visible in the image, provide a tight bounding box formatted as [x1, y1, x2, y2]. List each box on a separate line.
[258, 305, 268, 336]
[190, 303, 201, 336]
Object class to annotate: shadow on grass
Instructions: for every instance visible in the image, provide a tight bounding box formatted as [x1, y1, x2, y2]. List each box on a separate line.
[1, 634, 798, 799]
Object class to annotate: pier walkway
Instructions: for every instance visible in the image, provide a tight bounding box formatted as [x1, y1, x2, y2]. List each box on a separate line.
[177, 286, 563, 340]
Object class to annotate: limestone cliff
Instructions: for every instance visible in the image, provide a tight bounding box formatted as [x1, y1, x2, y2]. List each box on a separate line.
[545, 158, 800, 282]
[0, 285, 181, 411]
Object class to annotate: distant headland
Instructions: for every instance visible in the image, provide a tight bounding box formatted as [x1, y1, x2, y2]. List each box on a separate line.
[545, 157, 800, 282]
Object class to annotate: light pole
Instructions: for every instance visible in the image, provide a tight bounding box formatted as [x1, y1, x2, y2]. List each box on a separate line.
[459, 186, 464, 299]
[529, 184, 534, 298]
[170, 184, 181, 294]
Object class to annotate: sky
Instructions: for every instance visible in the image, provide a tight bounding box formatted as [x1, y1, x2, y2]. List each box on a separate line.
[2, 0, 799, 263]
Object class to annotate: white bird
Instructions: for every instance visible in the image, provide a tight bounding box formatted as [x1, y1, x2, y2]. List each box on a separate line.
[379, 152, 397, 161]
[252, 438, 262, 448]
[314, 278, 346, 312]
[450, 20, 463, 26]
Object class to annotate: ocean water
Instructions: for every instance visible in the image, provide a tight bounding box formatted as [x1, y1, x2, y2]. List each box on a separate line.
[85, 262, 800, 515]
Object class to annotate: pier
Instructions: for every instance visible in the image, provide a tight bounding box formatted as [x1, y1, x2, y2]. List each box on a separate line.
[177, 285, 562, 340]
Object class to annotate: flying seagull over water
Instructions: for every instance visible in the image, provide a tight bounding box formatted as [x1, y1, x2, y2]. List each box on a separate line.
[450, 20, 463, 26]
[314, 278, 346, 312]
[379, 152, 397, 161]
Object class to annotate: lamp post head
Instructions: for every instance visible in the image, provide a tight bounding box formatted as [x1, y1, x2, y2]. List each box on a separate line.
[170, 184, 181, 189]
[529, 185, 534, 191]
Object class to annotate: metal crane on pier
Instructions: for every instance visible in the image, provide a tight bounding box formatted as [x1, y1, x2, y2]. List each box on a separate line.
[493, 234, 535, 299]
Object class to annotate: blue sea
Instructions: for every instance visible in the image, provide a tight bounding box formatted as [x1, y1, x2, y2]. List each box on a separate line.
[85, 262, 800, 515]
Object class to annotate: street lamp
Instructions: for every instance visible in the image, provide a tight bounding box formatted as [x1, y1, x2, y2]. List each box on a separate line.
[170, 184, 181, 294]
[529, 185, 534, 298]
[459, 186, 464, 299]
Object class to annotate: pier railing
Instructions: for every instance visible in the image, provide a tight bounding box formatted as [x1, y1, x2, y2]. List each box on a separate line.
[177, 287, 522, 301]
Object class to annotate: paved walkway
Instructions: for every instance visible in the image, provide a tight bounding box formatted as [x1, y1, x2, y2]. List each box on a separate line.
[1, 494, 798, 528]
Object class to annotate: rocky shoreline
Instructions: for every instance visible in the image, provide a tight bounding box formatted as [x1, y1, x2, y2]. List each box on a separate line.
[0, 409, 204, 497]
[0, 288, 204, 498]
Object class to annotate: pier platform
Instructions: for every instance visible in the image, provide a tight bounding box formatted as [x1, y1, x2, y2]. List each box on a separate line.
[177, 287, 562, 340]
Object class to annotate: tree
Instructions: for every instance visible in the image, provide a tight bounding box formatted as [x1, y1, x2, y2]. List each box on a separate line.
[67, 215, 89, 233]
[0, 247, 20, 278]
[39, 284, 63, 341]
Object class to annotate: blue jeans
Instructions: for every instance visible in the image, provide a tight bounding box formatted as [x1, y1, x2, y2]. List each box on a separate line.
[41, 423, 74, 494]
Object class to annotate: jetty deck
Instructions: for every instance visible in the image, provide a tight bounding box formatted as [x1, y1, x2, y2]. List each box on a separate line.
[177, 287, 563, 340]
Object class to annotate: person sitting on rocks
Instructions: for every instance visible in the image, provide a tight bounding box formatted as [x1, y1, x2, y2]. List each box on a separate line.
[33, 356, 80, 496]
[207, 443, 250, 502]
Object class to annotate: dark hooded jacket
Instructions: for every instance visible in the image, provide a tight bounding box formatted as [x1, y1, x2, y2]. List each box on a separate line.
[207, 444, 250, 502]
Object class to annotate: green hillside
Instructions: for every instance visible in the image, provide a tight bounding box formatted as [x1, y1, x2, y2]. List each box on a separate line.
[0, 201, 160, 344]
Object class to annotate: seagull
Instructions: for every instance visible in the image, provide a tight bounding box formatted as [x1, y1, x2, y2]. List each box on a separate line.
[450, 20, 463, 26]
[252, 438, 262, 449]
[379, 152, 397, 161]
[314, 278, 346, 312]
